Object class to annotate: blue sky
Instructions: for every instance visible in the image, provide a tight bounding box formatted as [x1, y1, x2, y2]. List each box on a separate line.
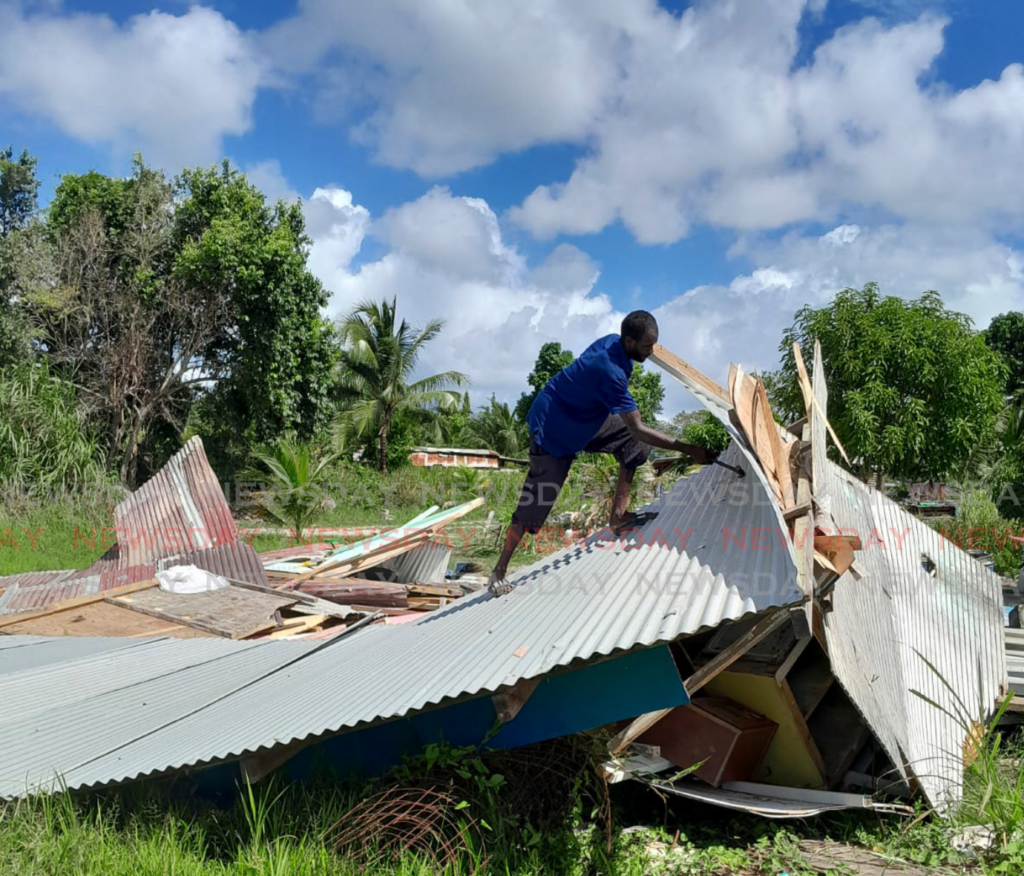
[3, 0, 1024, 417]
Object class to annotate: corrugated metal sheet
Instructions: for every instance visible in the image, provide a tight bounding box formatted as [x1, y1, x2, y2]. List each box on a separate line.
[0, 636, 139, 673]
[156, 542, 269, 587]
[646, 349, 1007, 811]
[377, 540, 452, 584]
[114, 436, 237, 568]
[257, 543, 334, 564]
[821, 467, 1006, 810]
[0, 445, 805, 798]
[809, 339, 1004, 812]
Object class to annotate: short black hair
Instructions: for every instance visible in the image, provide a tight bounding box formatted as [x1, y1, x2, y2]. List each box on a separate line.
[621, 310, 658, 342]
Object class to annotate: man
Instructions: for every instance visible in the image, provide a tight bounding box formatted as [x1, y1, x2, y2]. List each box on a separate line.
[488, 310, 713, 596]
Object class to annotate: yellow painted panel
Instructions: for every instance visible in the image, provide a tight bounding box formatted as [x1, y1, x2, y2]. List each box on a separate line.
[704, 671, 826, 789]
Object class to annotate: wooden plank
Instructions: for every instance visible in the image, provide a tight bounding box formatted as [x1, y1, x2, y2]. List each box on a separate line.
[649, 344, 731, 404]
[222, 576, 353, 619]
[797, 841, 937, 876]
[108, 585, 296, 639]
[297, 580, 408, 609]
[705, 670, 828, 788]
[266, 614, 331, 639]
[404, 582, 463, 598]
[807, 684, 871, 785]
[786, 648, 835, 719]
[492, 676, 541, 723]
[783, 501, 812, 522]
[809, 340, 851, 466]
[608, 608, 792, 754]
[0, 600, 210, 639]
[298, 499, 483, 580]
[0, 579, 158, 630]
[730, 367, 784, 502]
[792, 341, 814, 415]
[756, 377, 795, 508]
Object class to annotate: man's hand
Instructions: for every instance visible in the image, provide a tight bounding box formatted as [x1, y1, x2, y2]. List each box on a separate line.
[678, 443, 712, 465]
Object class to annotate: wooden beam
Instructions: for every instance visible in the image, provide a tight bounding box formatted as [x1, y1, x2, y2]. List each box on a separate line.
[492, 676, 542, 723]
[607, 608, 792, 754]
[0, 578, 158, 630]
[756, 377, 795, 508]
[650, 344, 731, 405]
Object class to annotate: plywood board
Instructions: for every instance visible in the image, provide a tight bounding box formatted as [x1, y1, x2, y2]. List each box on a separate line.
[109, 585, 296, 639]
[705, 670, 827, 789]
[0, 600, 210, 638]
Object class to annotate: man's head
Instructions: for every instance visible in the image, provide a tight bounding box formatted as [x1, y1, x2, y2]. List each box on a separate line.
[620, 310, 659, 362]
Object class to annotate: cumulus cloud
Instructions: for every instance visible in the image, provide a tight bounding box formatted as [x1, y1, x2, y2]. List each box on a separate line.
[301, 183, 1024, 420]
[260, 0, 628, 176]
[0, 4, 263, 168]
[261, 0, 1024, 243]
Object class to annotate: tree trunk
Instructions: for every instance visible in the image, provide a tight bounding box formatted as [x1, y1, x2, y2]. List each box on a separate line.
[875, 467, 884, 491]
[379, 423, 388, 476]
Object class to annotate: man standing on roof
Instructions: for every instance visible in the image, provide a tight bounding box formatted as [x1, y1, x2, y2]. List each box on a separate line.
[488, 310, 714, 596]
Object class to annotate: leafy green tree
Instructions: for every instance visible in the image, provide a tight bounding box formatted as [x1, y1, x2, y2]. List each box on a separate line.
[985, 311, 1024, 400]
[765, 283, 1006, 487]
[333, 297, 468, 474]
[0, 147, 43, 367]
[991, 400, 1024, 521]
[682, 411, 730, 458]
[467, 395, 529, 458]
[172, 161, 337, 449]
[515, 340, 665, 424]
[628, 364, 665, 424]
[515, 341, 574, 421]
[419, 391, 472, 448]
[0, 146, 39, 238]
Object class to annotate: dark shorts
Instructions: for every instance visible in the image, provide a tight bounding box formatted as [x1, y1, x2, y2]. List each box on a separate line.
[510, 414, 651, 534]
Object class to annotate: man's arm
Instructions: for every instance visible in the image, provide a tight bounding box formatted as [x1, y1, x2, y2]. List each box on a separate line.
[619, 409, 714, 464]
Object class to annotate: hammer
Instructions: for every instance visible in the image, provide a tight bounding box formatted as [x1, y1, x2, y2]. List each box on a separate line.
[712, 459, 745, 478]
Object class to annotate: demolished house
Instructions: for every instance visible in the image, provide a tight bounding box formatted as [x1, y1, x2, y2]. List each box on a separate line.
[0, 341, 1009, 819]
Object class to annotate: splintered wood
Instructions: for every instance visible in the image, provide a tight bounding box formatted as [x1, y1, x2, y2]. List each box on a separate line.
[728, 363, 796, 509]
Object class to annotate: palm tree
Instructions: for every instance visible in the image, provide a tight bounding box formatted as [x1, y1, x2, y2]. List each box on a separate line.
[252, 437, 337, 541]
[333, 297, 468, 474]
[467, 395, 529, 458]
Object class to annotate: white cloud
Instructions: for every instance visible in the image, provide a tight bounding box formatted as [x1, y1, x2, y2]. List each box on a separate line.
[261, 0, 628, 176]
[0, 4, 263, 168]
[303, 183, 1024, 420]
[244, 159, 300, 204]
[261, 0, 1024, 243]
[305, 186, 371, 281]
[303, 186, 621, 409]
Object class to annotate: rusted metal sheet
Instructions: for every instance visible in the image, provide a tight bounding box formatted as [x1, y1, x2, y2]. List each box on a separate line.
[114, 436, 237, 568]
[156, 542, 269, 587]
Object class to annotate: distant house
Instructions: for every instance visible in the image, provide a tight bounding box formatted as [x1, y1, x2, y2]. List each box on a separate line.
[409, 446, 502, 469]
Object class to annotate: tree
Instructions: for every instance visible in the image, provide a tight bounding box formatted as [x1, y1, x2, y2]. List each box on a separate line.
[0, 146, 39, 238]
[31, 158, 228, 486]
[0, 147, 44, 367]
[985, 311, 1024, 400]
[333, 297, 468, 474]
[515, 340, 665, 424]
[629, 364, 665, 424]
[515, 341, 574, 421]
[467, 395, 530, 458]
[765, 283, 1006, 487]
[172, 161, 337, 449]
[29, 157, 338, 485]
[251, 437, 338, 541]
[991, 400, 1024, 521]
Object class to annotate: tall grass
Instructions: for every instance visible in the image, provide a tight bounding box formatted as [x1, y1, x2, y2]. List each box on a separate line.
[0, 361, 111, 495]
